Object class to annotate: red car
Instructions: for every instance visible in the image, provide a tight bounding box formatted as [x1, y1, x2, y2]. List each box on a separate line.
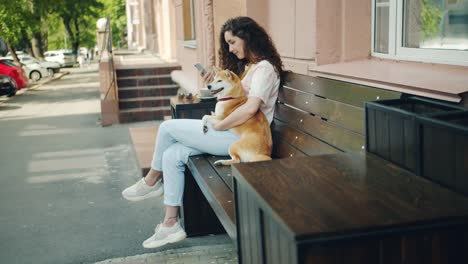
[0, 59, 28, 91]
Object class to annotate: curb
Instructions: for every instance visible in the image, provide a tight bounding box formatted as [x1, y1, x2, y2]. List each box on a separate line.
[28, 71, 70, 90]
[0, 71, 70, 106]
[94, 244, 237, 264]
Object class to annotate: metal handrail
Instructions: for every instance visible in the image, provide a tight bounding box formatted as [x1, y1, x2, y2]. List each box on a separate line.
[100, 16, 117, 101]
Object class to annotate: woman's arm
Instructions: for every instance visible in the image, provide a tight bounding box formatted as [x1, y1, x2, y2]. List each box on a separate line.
[212, 97, 262, 131]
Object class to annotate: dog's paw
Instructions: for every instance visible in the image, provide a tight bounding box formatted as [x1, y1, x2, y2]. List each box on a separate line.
[201, 115, 211, 134]
[214, 160, 224, 166]
[201, 116, 208, 133]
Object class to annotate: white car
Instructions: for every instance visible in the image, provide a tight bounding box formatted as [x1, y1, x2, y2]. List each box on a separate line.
[13, 55, 61, 76]
[6, 51, 25, 56]
[44, 50, 75, 67]
[22, 62, 50, 82]
[0, 58, 49, 82]
[2, 55, 61, 76]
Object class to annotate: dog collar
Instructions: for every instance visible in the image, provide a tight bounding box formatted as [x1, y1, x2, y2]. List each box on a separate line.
[217, 97, 235, 102]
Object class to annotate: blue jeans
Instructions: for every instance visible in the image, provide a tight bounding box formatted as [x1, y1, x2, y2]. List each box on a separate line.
[151, 119, 239, 206]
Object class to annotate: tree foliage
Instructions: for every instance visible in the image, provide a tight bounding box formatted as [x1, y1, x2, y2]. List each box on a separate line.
[0, 0, 30, 45]
[99, 0, 127, 48]
[1, 0, 126, 57]
[421, 0, 442, 38]
[49, 0, 103, 55]
[28, 0, 52, 58]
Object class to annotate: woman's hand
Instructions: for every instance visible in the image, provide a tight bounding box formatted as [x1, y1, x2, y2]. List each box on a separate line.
[201, 70, 214, 85]
[209, 111, 222, 130]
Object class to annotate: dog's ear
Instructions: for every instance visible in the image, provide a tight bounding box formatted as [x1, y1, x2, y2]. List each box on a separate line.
[224, 70, 231, 79]
[228, 70, 237, 81]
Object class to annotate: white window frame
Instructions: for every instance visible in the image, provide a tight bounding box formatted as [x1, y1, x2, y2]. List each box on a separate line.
[372, 0, 468, 66]
[182, 0, 197, 48]
[189, 0, 196, 40]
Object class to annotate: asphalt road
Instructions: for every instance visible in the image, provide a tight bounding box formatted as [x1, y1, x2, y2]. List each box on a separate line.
[0, 65, 230, 264]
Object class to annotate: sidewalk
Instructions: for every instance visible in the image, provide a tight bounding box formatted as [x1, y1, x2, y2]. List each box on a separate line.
[0, 63, 236, 264]
[95, 244, 237, 264]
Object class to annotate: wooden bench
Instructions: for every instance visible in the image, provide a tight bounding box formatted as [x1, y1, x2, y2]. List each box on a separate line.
[180, 72, 402, 240]
[129, 71, 468, 263]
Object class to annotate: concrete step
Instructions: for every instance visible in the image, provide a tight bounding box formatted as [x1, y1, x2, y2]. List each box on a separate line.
[119, 96, 172, 109]
[117, 74, 175, 87]
[116, 65, 181, 78]
[119, 107, 172, 123]
[118, 84, 179, 99]
[115, 65, 180, 123]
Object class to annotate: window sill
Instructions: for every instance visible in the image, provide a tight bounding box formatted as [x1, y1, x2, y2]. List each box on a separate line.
[309, 58, 468, 102]
[182, 40, 197, 49]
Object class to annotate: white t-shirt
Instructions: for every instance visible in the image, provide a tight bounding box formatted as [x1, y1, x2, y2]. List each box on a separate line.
[241, 60, 280, 124]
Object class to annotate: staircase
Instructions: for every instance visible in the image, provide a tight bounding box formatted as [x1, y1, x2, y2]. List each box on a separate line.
[116, 65, 181, 123]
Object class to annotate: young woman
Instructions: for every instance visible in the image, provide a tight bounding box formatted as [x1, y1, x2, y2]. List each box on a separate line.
[122, 16, 283, 249]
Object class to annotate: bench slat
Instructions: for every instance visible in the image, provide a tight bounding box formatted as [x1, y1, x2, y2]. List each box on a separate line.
[206, 155, 233, 191]
[283, 72, 401, 108]
[275, 103, 365, 153]
[272, 119, 342, 156]
[272, 135, 307, 159]
[279, 87, 365, 133]
[187, 155, 236, 239]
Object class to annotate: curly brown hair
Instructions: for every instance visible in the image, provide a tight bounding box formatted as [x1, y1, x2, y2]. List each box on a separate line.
[219, 16, 283, 79]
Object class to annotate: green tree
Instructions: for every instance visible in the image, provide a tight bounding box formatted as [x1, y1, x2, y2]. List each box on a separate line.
[28, 0, 51, 59]
[0, 0, 30, 62]
[99, 0, 127, 48]
[45, 14, 66, 51]
[50, 0, 103, 55]
[421, 0, 442, 39]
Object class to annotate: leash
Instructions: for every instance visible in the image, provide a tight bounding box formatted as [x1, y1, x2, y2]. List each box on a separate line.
[217, 97, 235, 102]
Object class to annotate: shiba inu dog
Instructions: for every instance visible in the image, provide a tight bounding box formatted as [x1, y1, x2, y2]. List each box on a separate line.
[202, 69, 272, 165]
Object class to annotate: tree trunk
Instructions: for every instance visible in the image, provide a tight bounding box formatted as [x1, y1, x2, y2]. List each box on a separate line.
[41, 21, 48, 53]
[31, 32, 44, 59]
[6, 42, 20, 65]
[73, 16, 80, 55]
[63, 17, 78, 55]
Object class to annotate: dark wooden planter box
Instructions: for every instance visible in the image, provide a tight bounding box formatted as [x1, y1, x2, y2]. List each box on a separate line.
[233, 154, 468, 264]
[419, 111, 468, 196]
[170, 96, 216, 119]
[365, 97, 464, 174]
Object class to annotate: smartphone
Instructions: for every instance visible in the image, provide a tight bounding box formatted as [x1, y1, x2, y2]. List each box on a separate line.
[194, 63, 207, 75]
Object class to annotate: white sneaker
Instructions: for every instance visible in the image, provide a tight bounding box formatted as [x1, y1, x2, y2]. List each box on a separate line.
[122, 178, 163, 202]
[142, 222, 187, 249]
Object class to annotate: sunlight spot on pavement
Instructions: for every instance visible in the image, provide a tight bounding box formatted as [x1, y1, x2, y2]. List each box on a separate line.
[42, 82, 100, 89]
[26, 171, 108, 184]
[34, 145, 128, 159]
[20, 128, 77, 136]
[28, 155, 106, 173]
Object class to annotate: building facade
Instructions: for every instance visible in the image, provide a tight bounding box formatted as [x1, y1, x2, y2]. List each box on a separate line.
[126, 0, 468, 104]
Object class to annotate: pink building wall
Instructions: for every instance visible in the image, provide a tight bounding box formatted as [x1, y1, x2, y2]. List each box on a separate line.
[127, 0, 468, 103]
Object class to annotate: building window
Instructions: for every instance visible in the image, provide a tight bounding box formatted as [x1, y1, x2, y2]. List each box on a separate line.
[372, 0, 468, 66]
[183, 0, 196, 40]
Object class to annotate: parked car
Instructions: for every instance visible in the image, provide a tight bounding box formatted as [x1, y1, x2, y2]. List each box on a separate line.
[16, 55, 61, 75]
[0, 75, 17, 97]
[0, 58, 48, 82]
[44, 50, 75, 67]
[0, 60, 28, 90]
[6, 51, 25, 56]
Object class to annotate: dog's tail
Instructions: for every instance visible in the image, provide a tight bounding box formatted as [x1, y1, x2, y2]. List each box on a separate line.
[250, 154, 272, 162]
